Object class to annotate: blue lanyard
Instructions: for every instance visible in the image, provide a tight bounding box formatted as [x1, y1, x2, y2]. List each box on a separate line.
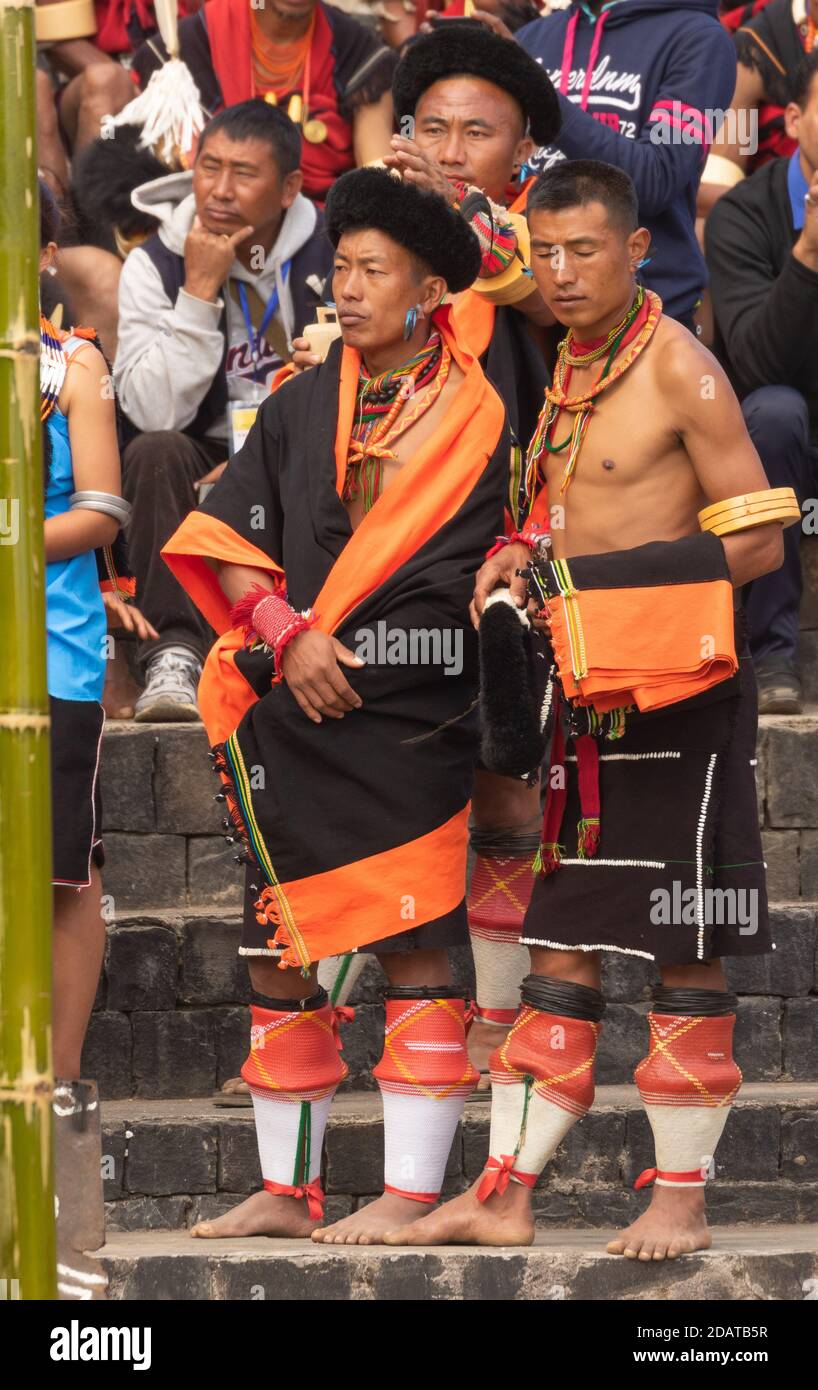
[236, 262, 291, 381]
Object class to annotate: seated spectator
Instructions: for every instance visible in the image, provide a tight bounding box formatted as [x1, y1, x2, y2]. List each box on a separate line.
[35, 0, 194, 196]
[114, 99, 333, 720]
[706, 49, 818, 712]
[512, 0, 737, 331]
[701, 0, 817, 209]
[133, 0, 396, 202]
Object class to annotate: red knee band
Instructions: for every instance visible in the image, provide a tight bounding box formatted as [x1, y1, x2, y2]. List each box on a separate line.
[241, 1002, 350, 1100]
[373, 997, 479, 1098]
[468, 854, 536, 940]
[491, 1005, 601, 1117]
[635, 1012, 742, 1107]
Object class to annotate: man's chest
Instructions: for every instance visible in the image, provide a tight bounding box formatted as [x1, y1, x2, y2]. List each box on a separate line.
[541, 377, 682, 496]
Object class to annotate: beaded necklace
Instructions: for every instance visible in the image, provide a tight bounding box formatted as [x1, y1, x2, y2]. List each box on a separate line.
[528, 287, 662, 494]
[344, 330, 450, 513]
[251, 11, 315, 98]
[40, 313, 67, 421]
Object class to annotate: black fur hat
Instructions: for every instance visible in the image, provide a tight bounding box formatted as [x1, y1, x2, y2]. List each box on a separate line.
[393, 21, 561, 149]
[325, 167, 482, 293]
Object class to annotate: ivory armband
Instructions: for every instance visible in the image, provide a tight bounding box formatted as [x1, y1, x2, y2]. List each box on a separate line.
[698, 487, 800, 537]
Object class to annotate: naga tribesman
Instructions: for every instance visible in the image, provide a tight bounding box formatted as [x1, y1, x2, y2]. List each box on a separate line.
[162, 169, 510, 1243]
[383, 159, 796, 1259]
[318, 20, 565, 1079]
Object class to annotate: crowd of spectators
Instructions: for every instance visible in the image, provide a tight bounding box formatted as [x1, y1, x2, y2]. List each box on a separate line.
[37, 0, 818, 717]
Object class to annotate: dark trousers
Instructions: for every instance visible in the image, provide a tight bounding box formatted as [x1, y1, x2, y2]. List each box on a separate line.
[741, 385, 816, 668]
[122, 429, 225, 668]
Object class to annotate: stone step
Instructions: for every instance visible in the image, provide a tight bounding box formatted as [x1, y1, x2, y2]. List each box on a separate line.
[98, 1225, 818, 1301]
[100, 1084, 818, 1235]
[81, 907, 818, 1100]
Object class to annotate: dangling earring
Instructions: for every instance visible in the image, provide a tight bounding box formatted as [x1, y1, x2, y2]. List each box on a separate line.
[403, 304, 421, 340]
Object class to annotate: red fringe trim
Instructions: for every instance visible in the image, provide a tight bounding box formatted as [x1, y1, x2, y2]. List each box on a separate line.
[229, 582, 272, 634]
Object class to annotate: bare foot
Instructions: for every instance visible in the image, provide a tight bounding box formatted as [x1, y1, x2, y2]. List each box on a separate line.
[468, 1018, 511, 1090]
[312, 1192, 429, 1245]
[607, 1185, 710, 1261]
[190, 1189, 318, 1239]
[383, 1177, 534, 1247]
[102, 653, 142, 720]
[220, 1077, 250, 1095]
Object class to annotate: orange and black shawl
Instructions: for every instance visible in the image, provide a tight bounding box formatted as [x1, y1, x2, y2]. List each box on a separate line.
[163, 307, 508, 969]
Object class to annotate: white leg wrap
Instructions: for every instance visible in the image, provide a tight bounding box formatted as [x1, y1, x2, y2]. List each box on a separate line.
[643, 1104, 732, 1186]
[317, 952, 370, 1007]
[469, 933, 530, 1017]
[381, 1091, 467, 1200]
[489, 1081, 584, 1178]
[251, 1091, 334, 1187]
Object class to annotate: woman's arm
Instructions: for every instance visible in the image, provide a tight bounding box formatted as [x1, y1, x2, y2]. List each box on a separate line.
[44, 343, 122, 563]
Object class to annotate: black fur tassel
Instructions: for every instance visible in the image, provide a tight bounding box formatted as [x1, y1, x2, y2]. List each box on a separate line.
[479, 599, 546, 780]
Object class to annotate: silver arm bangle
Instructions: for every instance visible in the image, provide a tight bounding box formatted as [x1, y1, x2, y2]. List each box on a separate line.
[70, 491, 132, 525]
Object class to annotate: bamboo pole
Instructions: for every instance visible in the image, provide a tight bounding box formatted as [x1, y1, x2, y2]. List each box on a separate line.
[0, 0, 57, 1301]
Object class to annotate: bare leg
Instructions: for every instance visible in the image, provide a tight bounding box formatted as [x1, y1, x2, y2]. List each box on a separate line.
[54, 246, 121, 361]
[191, 958, 322, 1239]
[53, 866, 107, 1078]
[384, 947, 598, 1247]
[102, 644, 142, 719]
[312, 948, 455, 1246]
[59, 62, 135, 151]
[36, 69, 69, 198]
[607, 960, 725, 1260]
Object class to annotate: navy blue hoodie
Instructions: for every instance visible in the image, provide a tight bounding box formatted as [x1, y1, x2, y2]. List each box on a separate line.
[517, 0, 736, 321]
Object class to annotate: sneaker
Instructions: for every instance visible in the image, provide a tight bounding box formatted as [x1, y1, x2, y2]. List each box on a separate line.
[134, 646, 202, 723]
[756, 663, 803, 715]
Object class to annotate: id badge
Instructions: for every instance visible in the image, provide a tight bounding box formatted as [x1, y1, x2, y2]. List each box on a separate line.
[230, 401, 259, 457]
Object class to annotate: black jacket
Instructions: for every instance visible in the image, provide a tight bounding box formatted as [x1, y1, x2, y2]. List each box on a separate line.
[705, 155, 818, 437]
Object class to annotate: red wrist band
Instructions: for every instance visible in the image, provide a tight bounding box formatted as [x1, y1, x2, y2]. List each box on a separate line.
[485, 531, 538, 561]
[230, 583, 317, 679]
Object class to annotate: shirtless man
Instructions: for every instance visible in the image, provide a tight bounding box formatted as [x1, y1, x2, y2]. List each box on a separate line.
[384, 159, 789, 1260]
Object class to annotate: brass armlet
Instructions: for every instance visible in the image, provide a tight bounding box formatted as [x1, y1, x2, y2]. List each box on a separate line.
[36, 0, 97, 43]
[698, 487, 801, 537]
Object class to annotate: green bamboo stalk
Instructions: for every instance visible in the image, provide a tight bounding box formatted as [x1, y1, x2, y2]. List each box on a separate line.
[0, 0, 57, 1301]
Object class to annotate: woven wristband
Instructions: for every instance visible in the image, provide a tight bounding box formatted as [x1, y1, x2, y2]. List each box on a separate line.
[230, 583, 316, 679]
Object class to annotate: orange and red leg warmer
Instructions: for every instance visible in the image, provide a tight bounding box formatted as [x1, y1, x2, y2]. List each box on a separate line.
[467, 828, 539, 1028]
[634, 987, 741, 1190]
[478, 976, 741, 1202]
[479, 974, 605, 1199]
[373, 986, 479, 1203]
[241, 987, 353, 1219]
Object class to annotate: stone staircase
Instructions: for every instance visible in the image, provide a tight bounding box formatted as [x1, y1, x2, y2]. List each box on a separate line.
[86, 545, 818, 1298]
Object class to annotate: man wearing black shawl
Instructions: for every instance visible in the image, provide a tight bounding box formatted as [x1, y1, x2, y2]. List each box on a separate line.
[164, 169, 509, 1242]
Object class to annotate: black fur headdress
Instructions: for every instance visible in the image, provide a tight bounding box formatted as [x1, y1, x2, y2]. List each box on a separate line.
[324, 167, 482, 294]
[393, 22, 562, 149]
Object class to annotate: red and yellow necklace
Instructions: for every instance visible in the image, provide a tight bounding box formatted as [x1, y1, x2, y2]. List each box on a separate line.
[528, 287, 662, 494]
